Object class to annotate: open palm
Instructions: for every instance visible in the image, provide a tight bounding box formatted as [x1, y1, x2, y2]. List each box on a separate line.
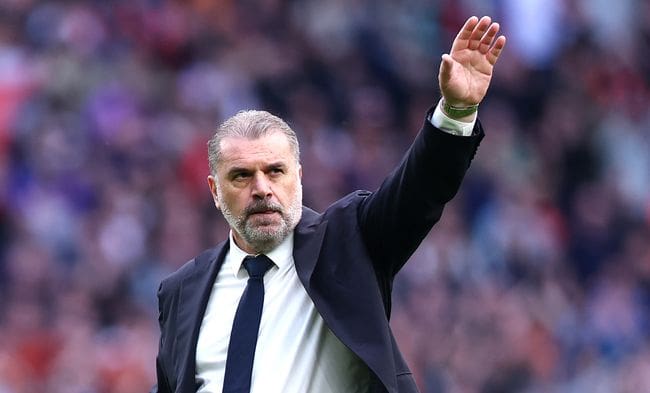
[439, 16, 506, 107]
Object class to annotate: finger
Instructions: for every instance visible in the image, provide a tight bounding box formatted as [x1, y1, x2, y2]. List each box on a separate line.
[479, 23, 500, 54]
[456, 16, 479, 41]
[468, 16, 492, 50]
[452, 16, 479, 51]
[487, 35, 507, 65]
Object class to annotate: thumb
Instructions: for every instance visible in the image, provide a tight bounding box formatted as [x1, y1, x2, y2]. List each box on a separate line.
[439, 54, 454, 82]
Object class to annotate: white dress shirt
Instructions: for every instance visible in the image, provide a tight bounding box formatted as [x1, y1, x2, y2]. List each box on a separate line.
[196, 231, 370, 393]
[195, 104, 475, 392]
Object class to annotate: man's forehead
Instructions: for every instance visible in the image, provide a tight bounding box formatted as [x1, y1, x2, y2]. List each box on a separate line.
[220, 131, 291, 152]
[219, 130, 291, 148]
[217, 131, 296, 167]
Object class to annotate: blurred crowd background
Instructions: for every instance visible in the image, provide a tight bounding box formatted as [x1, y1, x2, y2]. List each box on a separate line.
[0, 0, 649, 392]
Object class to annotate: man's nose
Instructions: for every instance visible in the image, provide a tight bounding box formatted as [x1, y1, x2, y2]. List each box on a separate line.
[251, 173, 272, 199]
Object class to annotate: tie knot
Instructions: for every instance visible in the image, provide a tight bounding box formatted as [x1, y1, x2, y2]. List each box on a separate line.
[243, 255, 274, 279]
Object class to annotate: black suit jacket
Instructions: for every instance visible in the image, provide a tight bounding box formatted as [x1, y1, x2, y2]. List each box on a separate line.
[153, 112, 484, 393]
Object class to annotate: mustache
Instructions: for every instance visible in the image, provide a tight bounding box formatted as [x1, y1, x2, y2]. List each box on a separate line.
[244, 200, 284, 217]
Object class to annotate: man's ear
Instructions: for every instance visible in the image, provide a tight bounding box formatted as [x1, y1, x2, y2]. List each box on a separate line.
[298, 164, 303, 179]
[207, 175, 220, 210]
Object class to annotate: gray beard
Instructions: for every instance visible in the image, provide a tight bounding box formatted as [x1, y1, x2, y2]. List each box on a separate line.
[218, 185, 303, 254]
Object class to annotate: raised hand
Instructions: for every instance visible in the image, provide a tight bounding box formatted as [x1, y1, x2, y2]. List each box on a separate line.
[439, 16, 506, 108]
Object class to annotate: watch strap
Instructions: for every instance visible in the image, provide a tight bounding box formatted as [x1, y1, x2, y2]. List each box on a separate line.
[442, 99, 479, 118]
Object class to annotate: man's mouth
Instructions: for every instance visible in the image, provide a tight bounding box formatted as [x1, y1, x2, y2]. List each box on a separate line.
[245, 201, 283, 220]
[251, 210, 277, 215]
[248, 209, 280, 218]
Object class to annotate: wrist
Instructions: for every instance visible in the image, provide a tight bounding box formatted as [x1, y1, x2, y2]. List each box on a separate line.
[431, 101, 476, 136]
[441, 99, 479, 121]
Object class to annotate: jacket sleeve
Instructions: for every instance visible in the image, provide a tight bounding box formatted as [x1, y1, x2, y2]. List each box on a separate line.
[357, 109, 484, 278]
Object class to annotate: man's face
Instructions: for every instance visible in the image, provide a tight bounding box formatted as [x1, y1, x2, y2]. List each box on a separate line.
[207, 131, 303, 254]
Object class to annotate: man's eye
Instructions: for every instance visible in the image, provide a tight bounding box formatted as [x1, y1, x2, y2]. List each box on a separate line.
[233, 173, 250, 180]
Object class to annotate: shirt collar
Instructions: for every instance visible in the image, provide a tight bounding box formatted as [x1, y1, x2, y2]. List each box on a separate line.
[228, 231, 294, 279]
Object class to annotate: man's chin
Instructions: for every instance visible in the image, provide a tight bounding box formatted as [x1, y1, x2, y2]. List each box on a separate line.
[241, 226, 288, 253]
[244, 218, 286, 237]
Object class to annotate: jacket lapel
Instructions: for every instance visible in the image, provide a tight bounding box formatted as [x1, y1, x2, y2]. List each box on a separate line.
[293, 205, 398, 393]
[293, 207, 327, 286]
[175, 242, 229, 392]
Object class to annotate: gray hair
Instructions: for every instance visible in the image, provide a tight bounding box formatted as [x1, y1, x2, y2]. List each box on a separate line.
[207, 110, 300, 175]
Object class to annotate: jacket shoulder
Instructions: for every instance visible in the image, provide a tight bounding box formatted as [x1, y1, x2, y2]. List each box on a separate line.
[321, 190, 372, 218]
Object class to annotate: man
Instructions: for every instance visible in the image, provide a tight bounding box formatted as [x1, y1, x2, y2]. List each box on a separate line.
[153, 16, 506, 393]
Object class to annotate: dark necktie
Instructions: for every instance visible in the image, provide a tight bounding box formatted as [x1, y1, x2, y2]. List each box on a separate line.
[222, 254, 274, 393]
